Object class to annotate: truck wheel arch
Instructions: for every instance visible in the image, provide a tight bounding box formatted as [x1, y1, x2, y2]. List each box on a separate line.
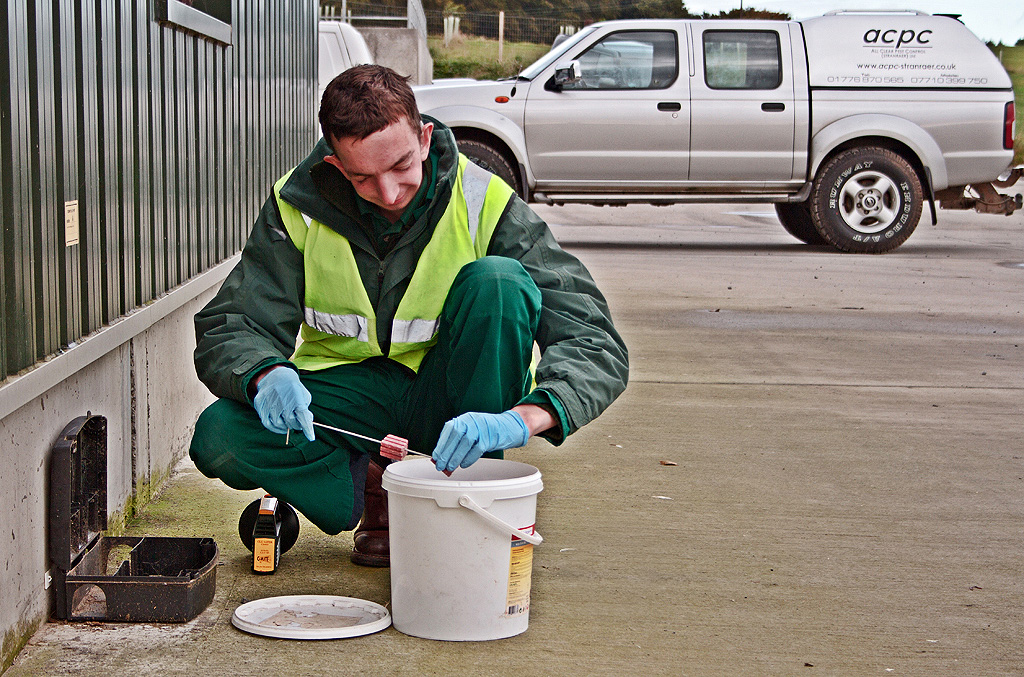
[421, 105, 534, 197]
[456, 137, 524, 196]
[809, 115, 947, 191]
[450, 127, 528, 196]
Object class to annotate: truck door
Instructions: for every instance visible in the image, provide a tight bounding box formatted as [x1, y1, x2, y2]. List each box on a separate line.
[524, 29, 689, 187]
[688, 24, 796, 183]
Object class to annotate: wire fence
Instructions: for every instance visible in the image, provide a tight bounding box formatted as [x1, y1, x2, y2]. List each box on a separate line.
[425, 10, 580, 47]
[321, 2, 581, 48]
[320, 1, 428, 37]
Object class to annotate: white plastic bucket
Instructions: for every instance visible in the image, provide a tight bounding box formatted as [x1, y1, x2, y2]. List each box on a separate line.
[381, 457, 543, 641]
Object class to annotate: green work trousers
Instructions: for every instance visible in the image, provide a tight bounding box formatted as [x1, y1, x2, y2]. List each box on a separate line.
[189, 257, 542, 534]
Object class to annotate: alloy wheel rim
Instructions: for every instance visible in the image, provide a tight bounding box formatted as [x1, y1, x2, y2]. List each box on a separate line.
[838, 170, 901, 233]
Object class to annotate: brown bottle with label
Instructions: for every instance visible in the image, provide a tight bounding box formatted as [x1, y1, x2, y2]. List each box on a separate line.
[252, 495, 281, 574]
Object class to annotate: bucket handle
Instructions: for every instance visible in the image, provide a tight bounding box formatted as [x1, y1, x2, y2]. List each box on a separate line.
[457, 495, 543, 546]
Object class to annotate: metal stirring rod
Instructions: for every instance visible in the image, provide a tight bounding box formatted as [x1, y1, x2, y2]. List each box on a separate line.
[285, 421, 430, 457]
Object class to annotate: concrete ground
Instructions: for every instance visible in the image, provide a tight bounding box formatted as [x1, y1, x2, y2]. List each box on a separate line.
[7, 202, 1024, 676]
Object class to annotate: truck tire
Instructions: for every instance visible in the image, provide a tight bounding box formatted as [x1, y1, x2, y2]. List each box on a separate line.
[810, 147, 923, 253]
[775, 202, 827, 245]
[456, 139, 523, 196]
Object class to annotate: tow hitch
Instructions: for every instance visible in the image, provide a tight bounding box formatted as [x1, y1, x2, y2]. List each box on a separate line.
[936, 167, 1023, 216]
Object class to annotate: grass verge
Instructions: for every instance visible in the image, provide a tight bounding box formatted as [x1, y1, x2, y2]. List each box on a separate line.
[428, 35, 550, 80]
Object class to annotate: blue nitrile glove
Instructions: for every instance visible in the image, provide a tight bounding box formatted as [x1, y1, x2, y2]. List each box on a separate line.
[253, 367, 316, 441]
[432, 411, 530, 473]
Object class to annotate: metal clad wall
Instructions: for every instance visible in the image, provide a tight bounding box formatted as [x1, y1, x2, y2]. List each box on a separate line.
[99, 0, 117, 320]
[79, 0, 103, 332]
[0, 2, 10, 381]
[30, 0, 59, 358]
[150, 16, 165, 298]
[4, 0, 36, 372]
[118, 0, 137, 313]
[0, 0, 318, 381]
[134, 0, 152, 305]
[58, 0, 81, 349]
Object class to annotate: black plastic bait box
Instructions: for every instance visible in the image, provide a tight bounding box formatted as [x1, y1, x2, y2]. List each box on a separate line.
[49, 414, 218, 622]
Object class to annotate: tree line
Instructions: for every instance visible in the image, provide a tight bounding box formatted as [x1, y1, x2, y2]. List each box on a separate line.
[421, 1, 789, 22]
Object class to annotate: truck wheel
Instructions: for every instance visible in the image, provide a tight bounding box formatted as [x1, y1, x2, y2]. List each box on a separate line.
[810, 147, 923, 253]
[456, 139, 523, 196]
[775, 202, 827, 245]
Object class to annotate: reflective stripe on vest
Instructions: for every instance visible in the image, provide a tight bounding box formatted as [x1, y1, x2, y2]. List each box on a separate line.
[273, 154, 515, 372]
[391, 317, 440, 344]
[304, 307, 369, 342]
[461, 159, 491, 243]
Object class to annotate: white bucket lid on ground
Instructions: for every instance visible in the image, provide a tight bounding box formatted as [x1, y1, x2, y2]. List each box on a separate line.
[231, 595, 391, 640]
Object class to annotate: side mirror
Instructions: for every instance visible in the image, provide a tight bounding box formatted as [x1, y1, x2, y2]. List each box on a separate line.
[551, 60, 581, 90]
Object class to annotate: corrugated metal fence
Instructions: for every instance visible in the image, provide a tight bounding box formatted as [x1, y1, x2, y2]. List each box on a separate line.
[0, 0, 318, 382]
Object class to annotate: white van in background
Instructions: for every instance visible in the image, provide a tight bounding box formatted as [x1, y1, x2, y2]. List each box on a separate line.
[318, 21, 374, 104]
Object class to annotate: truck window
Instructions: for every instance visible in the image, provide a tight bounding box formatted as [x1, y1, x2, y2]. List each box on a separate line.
[565, 30, 678, 90]
[703, 30, 781, 90]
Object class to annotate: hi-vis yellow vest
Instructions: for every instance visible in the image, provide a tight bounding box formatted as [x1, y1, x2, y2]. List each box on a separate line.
[273, 154, 515, 372]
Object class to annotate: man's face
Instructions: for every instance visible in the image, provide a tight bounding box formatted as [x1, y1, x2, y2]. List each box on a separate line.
[329, 120, 433, 222]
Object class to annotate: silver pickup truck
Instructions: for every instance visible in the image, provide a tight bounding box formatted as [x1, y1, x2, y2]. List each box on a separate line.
[414, 10, 1020, 253]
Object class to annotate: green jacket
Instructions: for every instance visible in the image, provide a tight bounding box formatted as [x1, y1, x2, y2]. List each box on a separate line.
[194, 121, 628, 443]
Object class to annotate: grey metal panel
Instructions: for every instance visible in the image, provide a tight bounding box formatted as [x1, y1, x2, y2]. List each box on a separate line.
[133, 0, 152, 305]
[149, 20, 168, 298]
[180, 31, 194, 281]
[165, 25, 180, 291]
[0, 0, 10, 379]
[98, 0, 119, 320]
[117, 0, 137, 313]
[229, 0, 238, 249]
[214, 10, 231, 257]
[30, 0, 60, 358]
[173, 28, 186, 286]
[189, 33, 199, 278]
[2, 0, 318, 382]
[248, 0, 258, 227]
[193, 38, 204, 274]
[58, 0, 82, 346]
[122, 0, 138, 311]
[206, 40, 217, 261]
[76, 0, 103, 335]
[201, 41, 213, 273]
[277, 0, 285, 162]
[236, 0, 246, 245]
[283, 1, 292, 165]
[235, 0, 247, 255]
[213, 46, 225, 261]
[228, 0, 242, 256]
[257, 0, 268, 214]
[5, 0, 37, 372]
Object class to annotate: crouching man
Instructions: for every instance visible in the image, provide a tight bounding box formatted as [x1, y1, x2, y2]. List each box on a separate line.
[189, 65, 628, 566]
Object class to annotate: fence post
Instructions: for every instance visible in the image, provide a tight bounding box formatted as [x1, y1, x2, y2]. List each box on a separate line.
[498, 11, 504, 63]
[443, 15, 461, 47]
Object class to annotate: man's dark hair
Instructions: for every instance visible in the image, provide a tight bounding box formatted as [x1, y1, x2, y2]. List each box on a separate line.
[319, 65, 421, 142]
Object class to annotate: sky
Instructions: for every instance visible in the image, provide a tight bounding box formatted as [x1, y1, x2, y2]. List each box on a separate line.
[683, 1, 1024, 45]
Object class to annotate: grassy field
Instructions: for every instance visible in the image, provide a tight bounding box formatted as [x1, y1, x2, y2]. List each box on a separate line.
[428, 39, 1024, 164]
[428, 35, 550, 79]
